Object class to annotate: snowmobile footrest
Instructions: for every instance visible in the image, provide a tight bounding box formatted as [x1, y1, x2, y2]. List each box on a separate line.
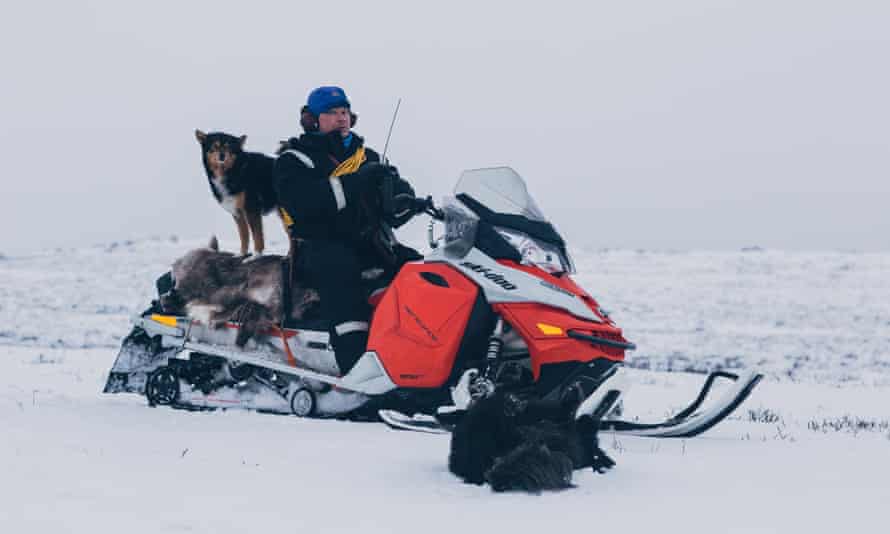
[378, 410, 451, 434]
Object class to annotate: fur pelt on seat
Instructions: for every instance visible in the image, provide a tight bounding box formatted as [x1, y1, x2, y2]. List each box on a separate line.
[448, 391, 615, 493]
[161, 237, 319, 346]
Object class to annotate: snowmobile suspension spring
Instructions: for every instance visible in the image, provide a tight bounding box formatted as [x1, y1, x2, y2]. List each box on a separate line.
[427, 219, 438, 249]
[486, 337, 503, 362]
[483, 319, 504, 378]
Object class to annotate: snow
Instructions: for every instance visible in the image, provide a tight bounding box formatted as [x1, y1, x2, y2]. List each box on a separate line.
[1, 238, 888, 533]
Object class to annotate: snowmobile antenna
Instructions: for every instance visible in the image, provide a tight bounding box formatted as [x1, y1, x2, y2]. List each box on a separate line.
[381, 98, 401, 164]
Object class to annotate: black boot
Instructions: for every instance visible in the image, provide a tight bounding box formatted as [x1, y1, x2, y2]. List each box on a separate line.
[332, 329, 368, 376]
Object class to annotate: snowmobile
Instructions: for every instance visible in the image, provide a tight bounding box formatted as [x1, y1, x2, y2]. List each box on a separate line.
[104, 166, 761, 436]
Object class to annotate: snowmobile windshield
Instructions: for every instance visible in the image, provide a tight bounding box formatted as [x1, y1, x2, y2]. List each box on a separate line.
[454, 167, 548, 222]
[453, 167, 575, 274]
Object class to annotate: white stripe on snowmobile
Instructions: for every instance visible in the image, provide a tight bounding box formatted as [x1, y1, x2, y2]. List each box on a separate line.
[178, 340, 394, 395]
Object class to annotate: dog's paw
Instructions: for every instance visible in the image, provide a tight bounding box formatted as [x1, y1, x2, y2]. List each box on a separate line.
[590, 445, 616, 474]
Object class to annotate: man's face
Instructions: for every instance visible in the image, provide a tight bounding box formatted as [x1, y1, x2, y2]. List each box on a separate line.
[317, 106, 351, 137]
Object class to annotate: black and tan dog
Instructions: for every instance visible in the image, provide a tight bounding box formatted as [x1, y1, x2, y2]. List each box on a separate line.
[448, 390, 616, 493]
[196, 130, 282, 257]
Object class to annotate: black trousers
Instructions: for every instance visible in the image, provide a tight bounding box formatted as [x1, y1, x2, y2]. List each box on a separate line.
[297, 239, 374, 373]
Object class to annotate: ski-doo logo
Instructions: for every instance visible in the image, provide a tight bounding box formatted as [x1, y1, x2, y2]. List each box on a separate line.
[459, 262, 517, 291]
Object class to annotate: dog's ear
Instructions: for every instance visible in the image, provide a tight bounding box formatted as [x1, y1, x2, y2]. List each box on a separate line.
[350, 112, 358, 127]
[238, 135, 247, 149]
[208, 236, 219, 251]
[195, 130, 207, 145]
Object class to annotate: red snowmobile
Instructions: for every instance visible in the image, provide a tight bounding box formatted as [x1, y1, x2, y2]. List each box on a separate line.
[105, 167, 761, 436]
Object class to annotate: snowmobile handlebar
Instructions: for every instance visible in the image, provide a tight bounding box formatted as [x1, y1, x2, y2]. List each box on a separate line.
[378, 173, 441, 219]
[413, 196, 443, 220]
[379, 172, 445, 227]
[376, 173, 441, 231]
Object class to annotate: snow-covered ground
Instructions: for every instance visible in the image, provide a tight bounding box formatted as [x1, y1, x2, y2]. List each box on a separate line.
[1, 237, 888, 533]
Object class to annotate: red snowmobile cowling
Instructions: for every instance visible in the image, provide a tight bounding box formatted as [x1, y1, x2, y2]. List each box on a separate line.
[493, 301, 626, 379]
[367, 262, 480, 388]
[493, 260, 628, 379]
[367, 259, 630, 388]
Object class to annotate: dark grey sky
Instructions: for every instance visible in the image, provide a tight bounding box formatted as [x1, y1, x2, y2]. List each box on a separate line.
[2, 0, 888, 254]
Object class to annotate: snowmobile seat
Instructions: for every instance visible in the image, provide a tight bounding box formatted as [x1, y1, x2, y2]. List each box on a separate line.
[278, 260, 382, 327]
[279, 272, 390, 331]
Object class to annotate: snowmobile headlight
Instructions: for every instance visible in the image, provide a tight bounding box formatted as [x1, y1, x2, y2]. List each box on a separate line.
[494, 227, 571, 274]
[441, 197, 479, 258]
[536, 323, 564, 336]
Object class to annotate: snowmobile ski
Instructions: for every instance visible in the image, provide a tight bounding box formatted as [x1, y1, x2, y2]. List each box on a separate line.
[375, 369, 762, 437]
[598, 370, 762, 438]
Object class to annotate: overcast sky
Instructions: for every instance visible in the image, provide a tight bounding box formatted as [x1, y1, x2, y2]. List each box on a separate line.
[1, 0, 888, 255]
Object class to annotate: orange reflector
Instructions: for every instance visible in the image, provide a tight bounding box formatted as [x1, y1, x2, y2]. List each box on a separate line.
[536, 323, 564, 336]
[150, 314, 178, 327]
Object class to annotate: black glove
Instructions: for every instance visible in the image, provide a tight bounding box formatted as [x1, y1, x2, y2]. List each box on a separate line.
[340, 163, 398, 204]
[388, 177, 417, 228]
[356, 162, 399, 183]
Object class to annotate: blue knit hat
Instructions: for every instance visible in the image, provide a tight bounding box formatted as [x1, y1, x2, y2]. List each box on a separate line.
[307, 86, 351, 115]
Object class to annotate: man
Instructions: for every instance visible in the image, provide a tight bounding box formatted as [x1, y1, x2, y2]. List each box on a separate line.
[274, 86, 410, 376]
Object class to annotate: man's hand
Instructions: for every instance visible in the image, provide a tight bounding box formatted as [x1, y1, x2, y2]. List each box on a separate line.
[354, 162, 399, 185]
[340, 163, 387, 200]
[388, 178, 417, 228]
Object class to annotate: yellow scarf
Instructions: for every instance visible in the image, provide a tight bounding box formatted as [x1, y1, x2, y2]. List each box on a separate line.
[279, 146, 367, 228]
[331, 145, 366, 177]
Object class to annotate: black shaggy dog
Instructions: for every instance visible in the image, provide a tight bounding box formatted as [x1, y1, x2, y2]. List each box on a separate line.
[448, 391, 616, 493]
[195, 130, 283, 257]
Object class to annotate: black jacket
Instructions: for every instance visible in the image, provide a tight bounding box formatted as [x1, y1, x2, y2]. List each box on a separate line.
[274, 131, 382, 244]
